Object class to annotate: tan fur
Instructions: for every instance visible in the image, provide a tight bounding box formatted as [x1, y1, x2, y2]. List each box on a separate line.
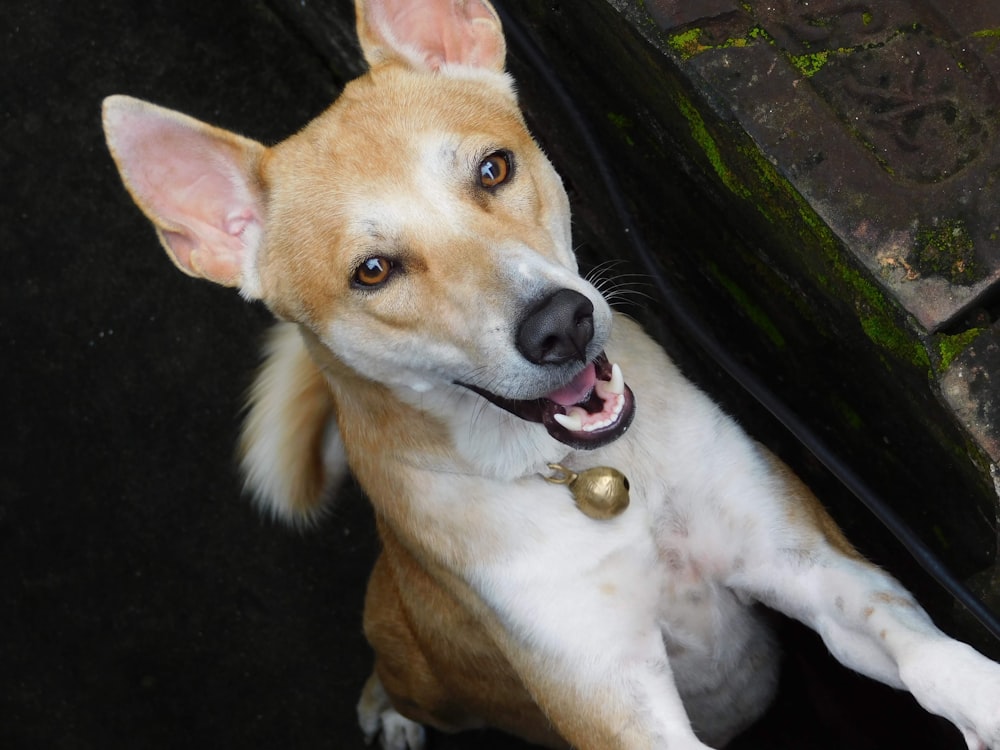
[365, 519, 566, 748]
[759, 445, 863, 561]
[258, 67, 567, 331]
[239, 323, 336, 520]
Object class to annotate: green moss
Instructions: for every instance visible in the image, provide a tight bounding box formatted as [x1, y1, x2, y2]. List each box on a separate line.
[788, 50, 831, 77]
[606, 112, 635, 146]
[668, 25, 770, 61]
[786, 45, 858, 77]
[936, 328, 986, 371]
[858, 311, 928, 369]
[668, 28, 706, 60]
[675, 94, 752, 199]
[707, 262, 787, 349]
[932, 525, 952, 551]
[607, 112, 632, 129]
[831, 250, 930, 370]
[912, 219, 978, 284]
[666, 22, 840, 78]
[832, 395, 865, 431]
[670, 13, 936, 86]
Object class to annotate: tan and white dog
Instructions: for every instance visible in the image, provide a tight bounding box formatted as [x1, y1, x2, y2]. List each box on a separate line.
[102, 1, 1000, 748]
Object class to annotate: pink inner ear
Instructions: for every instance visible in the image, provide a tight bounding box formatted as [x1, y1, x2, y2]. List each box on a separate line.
[105, 99, 263, 287]
[370, 0, 505, 71]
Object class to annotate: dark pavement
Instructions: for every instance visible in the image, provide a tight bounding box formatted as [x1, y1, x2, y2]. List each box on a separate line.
[0, 1, 973, 747]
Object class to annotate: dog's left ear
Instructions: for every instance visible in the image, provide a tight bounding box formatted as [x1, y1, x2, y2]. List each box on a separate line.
[102, 95, 266, 297]
[356, 0, 506, 73]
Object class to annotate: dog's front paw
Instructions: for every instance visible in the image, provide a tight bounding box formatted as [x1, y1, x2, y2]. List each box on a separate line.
[962, 727, 989, 750]
[367, 709, 427, 750]
[900, 640, 1000, 749]
[357, 672, 427, 750]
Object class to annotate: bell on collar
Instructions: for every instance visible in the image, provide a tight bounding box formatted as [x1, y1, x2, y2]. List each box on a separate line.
[546, 463, 630, 520]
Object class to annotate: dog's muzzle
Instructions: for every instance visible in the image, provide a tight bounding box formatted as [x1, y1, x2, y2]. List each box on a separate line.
[461, 289, 636, 450]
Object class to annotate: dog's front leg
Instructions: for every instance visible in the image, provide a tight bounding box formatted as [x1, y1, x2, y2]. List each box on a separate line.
[726, 459, 1000, 748]
[751, 551, 1000, 747]
[499, 631, 710, 750]
[468, 501, 712, 750]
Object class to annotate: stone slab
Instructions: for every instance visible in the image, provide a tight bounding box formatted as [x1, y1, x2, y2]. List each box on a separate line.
[642, 0, 1000, 333]
[942, 321, 1000, 463]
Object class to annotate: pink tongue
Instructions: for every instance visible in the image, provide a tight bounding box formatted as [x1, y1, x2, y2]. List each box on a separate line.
[546, 363, 597, 407]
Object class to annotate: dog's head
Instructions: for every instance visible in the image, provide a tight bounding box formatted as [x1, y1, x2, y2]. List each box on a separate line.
[102, 0, 634, 452]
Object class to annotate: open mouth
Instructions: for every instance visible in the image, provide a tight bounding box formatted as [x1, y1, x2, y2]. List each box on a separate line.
[461, 352, 636, 450]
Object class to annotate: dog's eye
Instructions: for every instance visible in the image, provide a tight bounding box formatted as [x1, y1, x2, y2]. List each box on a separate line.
[479, 151, 511, 188]
[354, 257, 395, 287]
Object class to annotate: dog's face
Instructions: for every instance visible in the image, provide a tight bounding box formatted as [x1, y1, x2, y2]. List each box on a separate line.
[102, 0, 635, 451]
[261, 66, 634, 449]
[262, 67, 589, 395]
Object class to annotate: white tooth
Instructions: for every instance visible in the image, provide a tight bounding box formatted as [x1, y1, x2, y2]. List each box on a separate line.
[611, 394, 624, 416]
[609, 363, 624, 395]
[554, 411, 584, 432]
[584, 418, 608, 432]
[597, 364, 625, 399]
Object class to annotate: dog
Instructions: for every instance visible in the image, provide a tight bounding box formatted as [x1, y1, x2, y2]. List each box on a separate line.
[102, 0, 1000, 747]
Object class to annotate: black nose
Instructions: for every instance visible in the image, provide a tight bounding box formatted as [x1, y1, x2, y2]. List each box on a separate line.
[516, 289, 595, 365]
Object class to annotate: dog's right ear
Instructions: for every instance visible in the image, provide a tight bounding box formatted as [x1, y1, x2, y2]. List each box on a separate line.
[101, 95, 266, 298]
[356, 0, 506, 73]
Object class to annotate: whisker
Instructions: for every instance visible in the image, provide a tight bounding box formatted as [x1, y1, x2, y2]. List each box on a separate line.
[585, 263, 655, 308]
[584, 258, 629, 283]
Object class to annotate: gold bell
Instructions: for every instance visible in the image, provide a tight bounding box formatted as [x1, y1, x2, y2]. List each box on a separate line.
[546, 463, 631, 520]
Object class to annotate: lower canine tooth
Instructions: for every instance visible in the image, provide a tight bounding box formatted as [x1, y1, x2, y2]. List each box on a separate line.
[554, 412, 584, 432]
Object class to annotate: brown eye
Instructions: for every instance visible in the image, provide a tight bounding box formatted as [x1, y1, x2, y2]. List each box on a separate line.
[354, 256, 394, 287]
[479, 151, 511, 188]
